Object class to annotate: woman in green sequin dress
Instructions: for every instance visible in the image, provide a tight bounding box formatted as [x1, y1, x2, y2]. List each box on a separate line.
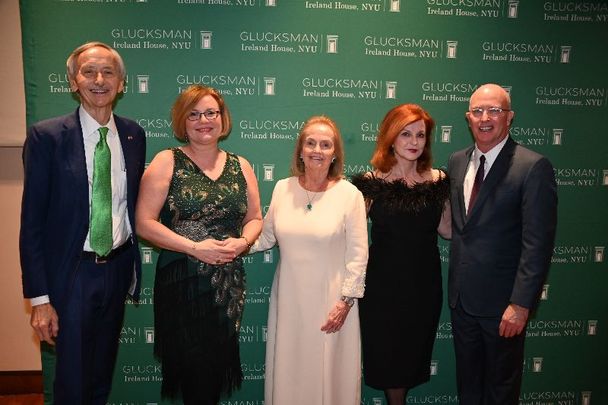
[136, 86, 262, 404]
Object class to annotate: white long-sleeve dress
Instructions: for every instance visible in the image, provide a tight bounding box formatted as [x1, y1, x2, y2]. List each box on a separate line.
[251, 176, 368, 405]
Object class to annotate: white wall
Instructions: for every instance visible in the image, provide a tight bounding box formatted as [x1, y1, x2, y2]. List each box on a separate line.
[0, 0, 41, 371]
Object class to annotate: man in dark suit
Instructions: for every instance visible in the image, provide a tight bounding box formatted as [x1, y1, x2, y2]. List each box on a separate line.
[448, 83, 557, 404]
[20, 42, 146, 404]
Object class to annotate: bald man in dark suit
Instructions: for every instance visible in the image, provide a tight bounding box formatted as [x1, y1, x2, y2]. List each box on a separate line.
[447, 83, 557, 404]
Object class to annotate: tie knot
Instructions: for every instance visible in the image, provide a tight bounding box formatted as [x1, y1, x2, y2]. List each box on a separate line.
[98, 127, 109, 140]
[479, 154, 486, 165]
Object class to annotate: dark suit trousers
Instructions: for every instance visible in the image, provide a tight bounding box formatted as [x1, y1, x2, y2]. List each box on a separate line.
[53, 246, 134, 405]
[451, 301, 526, 405]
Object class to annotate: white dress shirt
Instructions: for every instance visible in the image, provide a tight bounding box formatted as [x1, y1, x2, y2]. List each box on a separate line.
[80, 107, 131, 252]
[463, 136, 509, 213]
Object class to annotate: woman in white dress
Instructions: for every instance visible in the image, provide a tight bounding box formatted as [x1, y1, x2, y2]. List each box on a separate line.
[251, 116, 368, 405]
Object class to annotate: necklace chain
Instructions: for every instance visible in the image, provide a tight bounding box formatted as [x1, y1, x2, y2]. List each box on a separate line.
[305, 189, 317, 211]
[301, 176, 329, 211]
[386, 167, 421, 186]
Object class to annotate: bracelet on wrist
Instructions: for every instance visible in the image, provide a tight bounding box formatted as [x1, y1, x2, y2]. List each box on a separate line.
[340, 296, 355, 307]
[241, 235, 253, 249]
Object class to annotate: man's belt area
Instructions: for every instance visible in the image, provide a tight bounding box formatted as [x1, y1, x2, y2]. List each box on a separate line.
[82, 238, 133, 264]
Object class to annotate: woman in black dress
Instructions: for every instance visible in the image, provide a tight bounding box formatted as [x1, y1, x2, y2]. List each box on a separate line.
[352, 104, 451, 405]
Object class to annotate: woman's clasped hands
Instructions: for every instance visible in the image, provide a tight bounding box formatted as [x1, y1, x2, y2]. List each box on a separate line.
[191, 237, 250, 265]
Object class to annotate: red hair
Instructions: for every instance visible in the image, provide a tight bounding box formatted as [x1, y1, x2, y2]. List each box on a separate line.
[370, 104, 435, 173]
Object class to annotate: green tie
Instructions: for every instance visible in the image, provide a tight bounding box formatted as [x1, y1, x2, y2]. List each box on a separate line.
[90, 127, 113, 256]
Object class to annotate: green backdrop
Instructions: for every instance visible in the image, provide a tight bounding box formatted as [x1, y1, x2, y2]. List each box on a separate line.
[20, 0, 608, 404]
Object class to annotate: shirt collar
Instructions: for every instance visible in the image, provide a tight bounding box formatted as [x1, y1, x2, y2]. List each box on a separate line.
[79, 106, 118, 139]
[472, 135, 509, 167]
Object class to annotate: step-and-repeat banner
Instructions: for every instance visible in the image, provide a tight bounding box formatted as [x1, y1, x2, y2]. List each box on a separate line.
[20, 1, 607, 404]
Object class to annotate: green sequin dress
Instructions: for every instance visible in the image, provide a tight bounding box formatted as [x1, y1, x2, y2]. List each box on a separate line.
[153, 148, 248, 404]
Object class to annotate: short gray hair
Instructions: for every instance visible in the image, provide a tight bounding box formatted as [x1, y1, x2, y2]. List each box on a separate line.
[66, 41, 126, 81]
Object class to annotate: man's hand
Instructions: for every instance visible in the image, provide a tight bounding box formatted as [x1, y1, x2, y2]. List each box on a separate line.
[499, 303, 529, 338]
[30, 303, 59, 345]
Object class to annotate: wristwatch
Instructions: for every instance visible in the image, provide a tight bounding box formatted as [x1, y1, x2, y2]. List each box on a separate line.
[340, 296, 356, 307]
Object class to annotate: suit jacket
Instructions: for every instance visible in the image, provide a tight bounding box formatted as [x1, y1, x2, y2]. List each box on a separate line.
[20, 109, 146, 313]
[447, 137, 557, 317]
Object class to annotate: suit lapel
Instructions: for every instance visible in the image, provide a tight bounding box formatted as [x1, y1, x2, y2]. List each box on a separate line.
[115, 115, 138, 207]
[467, 137, 516, 220]
[64, 110, 89, 207]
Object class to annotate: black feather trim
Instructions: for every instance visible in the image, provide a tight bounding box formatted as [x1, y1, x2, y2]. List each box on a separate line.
[351, 171, 450, 214]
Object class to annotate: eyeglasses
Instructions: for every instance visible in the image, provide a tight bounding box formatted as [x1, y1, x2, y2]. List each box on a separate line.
[469, 107, 510, 118]
[187, 110, 221, 121]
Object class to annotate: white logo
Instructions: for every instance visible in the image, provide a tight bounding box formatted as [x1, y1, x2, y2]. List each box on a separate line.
[137, 75, 150, 94]
[430, 360, 439, 375]
[508, 0, 519, 18]
[594, 246, 605, 262]
[327, 35, 339, 54]
[144, 327, 155, 344]
[266, 0, 277, 6]
[602, 170, 608, 186]
[532, 357, 543, 372]
[263, 164, 275, 181]
[560, 46, 572, 63]
[390, 0, 400, 12]
[582, 391, 592, 405]
[263, 249, 273, 263]
[200, 31, 213, 49]
[372, 398, 384, 405]
[552, 128, 563, 145]
[587, 320, 598, 336]
[440, 126, 452, 143]
[264, 77, 276, 95]
[142, 247, 153, 264]
[385, 81, 397, 99]
[446, 41, 458, 58]
[540, 284, 550, 300]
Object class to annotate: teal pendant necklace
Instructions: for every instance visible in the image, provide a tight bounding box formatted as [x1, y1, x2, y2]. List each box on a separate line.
[305, 189, 318, 211]
[301, 176, 328, 211]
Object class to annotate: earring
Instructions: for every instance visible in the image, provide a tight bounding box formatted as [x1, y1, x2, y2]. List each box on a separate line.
[299, 155, 304, 161]
[185, 133, 189, 143]
[331, 157, 336, 163]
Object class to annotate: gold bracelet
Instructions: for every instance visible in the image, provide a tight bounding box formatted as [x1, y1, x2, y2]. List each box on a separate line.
[241, 235, 253, 248]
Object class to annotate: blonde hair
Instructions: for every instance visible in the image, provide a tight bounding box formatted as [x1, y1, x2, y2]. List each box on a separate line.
[290, 116, 344, 180]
